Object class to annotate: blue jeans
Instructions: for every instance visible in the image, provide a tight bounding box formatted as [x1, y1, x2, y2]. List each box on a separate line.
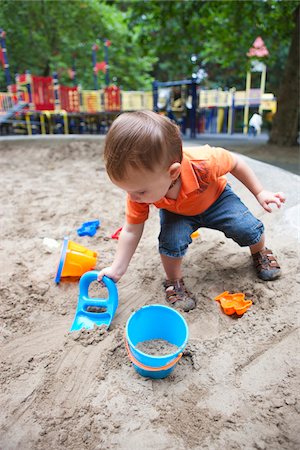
[248, 126, 257, 137]
[159, 184, 264, 258]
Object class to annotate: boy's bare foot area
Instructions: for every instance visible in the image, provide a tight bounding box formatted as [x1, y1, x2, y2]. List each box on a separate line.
[163, 278, 196, 312]
[252, 248, 281, 281]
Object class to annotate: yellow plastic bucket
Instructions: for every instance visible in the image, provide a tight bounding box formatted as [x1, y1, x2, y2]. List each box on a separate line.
[55, 237, 98, 283]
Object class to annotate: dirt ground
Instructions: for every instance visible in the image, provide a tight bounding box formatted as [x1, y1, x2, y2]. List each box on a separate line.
[0, 137, 299, 450]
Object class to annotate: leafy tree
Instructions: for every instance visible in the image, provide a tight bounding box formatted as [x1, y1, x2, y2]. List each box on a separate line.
[125, 0, 299, 145]
[0, 0, 156, 90]
[0, 0, 298, 145]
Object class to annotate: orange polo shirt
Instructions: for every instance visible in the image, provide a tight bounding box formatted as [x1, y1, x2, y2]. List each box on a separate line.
[126, 145, 235, 224]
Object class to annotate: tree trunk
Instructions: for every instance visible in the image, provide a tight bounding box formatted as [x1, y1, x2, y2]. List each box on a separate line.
[269, 6, 299, 147]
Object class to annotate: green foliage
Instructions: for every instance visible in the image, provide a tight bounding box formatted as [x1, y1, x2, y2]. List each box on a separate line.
[126, 0, 299, 93]
[0, 0, 157, 90]
[0, 0, 299, 94]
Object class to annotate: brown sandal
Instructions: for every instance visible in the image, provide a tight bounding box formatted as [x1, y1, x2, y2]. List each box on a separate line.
[164, 278, 196, 312]
[252, 248, 281, 281]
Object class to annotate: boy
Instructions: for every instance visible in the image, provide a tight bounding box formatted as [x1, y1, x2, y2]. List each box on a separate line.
[98, 111, 285, 311]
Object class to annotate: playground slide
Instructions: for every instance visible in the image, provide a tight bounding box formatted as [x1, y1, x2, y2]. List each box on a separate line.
[0, 101, 28, 124]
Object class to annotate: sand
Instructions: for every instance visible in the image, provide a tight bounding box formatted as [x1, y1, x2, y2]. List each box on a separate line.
[0, 137, 299, 450]
[136, 339, 179, 356]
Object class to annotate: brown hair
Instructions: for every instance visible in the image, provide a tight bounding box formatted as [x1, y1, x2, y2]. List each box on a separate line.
[104, 110, 182, 181]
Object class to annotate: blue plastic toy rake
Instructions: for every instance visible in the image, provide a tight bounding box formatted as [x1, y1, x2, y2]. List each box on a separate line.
[70, 271, 118, 332]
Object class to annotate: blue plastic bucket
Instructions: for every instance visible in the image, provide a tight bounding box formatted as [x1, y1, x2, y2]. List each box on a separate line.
[125, 304, 189, 379]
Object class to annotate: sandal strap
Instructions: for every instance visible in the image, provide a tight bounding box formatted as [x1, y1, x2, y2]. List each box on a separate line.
[253, 249, 280, 270]
[164, 279, 186, 303]
[163, 278, 196, 311]
[164, 279, 190, 304]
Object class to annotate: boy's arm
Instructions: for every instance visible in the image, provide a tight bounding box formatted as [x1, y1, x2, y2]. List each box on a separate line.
[97, 221, 144, 282]
[230, 154, 285, 212]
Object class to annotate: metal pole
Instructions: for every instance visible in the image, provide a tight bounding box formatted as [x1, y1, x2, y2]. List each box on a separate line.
[0, 29, 12, 88]
[92, 44, 98, 90]
[231, 90, 236, 135]
[228, 88, 235, 135]
[53, 72, 60, 111]
[25, 70, 34, 109]
[72, 58, 77, 86]
[152, 80, 158, 112]
[190, 79, 197, 138]
[258, 63, 267, 115]
[243, 70, 251, 134]
[104, 39, 110, 86]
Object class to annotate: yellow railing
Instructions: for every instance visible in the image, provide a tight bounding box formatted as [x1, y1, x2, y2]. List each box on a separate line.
[80, 90, 104, 113]
[122, 91, 144, 111]
[199, 90, 230, 108]
[143, 91, 153, 110]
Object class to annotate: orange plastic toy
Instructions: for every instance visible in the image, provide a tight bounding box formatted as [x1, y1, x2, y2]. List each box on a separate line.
[191, 230, 200, 239]
[55, 238, 98, 283]
[214, 291, 252, 316]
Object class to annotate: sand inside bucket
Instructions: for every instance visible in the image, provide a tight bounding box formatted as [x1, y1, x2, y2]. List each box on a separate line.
[136, 339, 179, 356]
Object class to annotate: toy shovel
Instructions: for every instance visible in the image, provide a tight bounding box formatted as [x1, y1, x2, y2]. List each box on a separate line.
[70, 270, 118, 331]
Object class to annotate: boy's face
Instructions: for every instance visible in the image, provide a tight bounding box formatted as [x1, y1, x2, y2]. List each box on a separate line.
[111, 163, 180, 204]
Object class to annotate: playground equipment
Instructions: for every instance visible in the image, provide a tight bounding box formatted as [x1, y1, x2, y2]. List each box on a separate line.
[70, 270, 118, 331]
[0, 73, 276, 136]
[0, 100, 28, 124]
[243, 37, 270, 134]
[153, 79, 198, 138]
[215, 291, 252, 316]
[125, 304, 188, 379]
[0, 29, 12, 87]
[197, 87, 276, 134]
[0, 71, 147, 135]
[55, 238, 98, 283]
[152, 78, 276, 136]
[0, 28, 276, 136]
[92, 39, 111, 89]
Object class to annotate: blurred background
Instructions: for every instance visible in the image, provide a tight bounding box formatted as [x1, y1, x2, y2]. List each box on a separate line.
[0, 0, 298, 147]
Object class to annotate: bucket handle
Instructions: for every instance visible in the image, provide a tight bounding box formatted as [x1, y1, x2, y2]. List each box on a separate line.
[124, 333, 183, 372]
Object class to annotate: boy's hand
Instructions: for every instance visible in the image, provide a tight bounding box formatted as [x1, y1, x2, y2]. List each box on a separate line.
[96, 221, 144, 286]
[97, 267, 123, 284]
[256, 190, 286, 213]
